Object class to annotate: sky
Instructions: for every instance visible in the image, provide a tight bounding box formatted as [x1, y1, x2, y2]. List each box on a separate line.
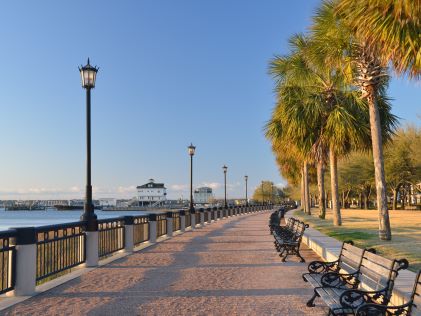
[0, 0, 419, 200]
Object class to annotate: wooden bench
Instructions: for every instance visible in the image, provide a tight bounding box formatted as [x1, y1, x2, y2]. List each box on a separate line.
[303, 241, 368, 307]
[271, 216, 297, 237]
[269, 211, 281, 234]
[356, 270, 421, 315]
[273, 218, 308, 262]
[310, 251, 408, 315]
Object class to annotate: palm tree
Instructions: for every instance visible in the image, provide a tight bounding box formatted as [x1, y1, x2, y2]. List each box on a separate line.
[312, 0, 398, 239]
[268, 34, 375, 226]
[265, 97, 314, 215]
[336, 0, 421, 78]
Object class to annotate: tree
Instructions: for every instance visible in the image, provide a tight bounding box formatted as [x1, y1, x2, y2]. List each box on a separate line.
[312, 0, 398, 239]
[385, 128, 418, 209]
[252, 181, 284, 204]
[336, 0, 421, 79]
[339, 152, 375, 209]
[268, 33, 377, 226]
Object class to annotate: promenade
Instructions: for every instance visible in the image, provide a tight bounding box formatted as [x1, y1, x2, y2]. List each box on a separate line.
[3, 212, 326, 316]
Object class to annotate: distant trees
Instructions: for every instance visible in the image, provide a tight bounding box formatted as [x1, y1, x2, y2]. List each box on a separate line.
[252, 181, 286, 204]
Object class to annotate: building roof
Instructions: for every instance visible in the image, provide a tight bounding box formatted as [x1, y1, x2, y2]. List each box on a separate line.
[137, 180, 166, 189]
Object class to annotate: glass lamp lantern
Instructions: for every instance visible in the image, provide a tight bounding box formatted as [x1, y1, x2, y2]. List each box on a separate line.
[223, 165, 228, 173]
[245, 175, 248, 181]
[188, 143, 196, 156]
[79, 58, 98, 89]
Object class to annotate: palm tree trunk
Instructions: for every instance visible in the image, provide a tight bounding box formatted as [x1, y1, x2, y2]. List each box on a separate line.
[301, 168, 305, 212]
[317, 161, 326, 219]
[303, 161, 311, 215]
[329, 148, 341, 226]
[366, 87, 392, 240]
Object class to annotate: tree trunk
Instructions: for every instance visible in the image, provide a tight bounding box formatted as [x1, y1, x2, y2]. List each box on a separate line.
[392, 185, 400, 210]
[317, 161, 326, 219]
[301, 168, 305, 212]
[329, 148, 341, 226]
[366, 87, 391, 240]
[364, 193, 369, 210]
[303, 161, 311, 215]
[359, 193, 363, 209]
[325, 191, 329, 209]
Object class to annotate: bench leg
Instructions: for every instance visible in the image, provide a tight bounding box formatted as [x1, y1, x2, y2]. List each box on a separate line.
[296, 251, 305, 263]
[306, 289, 319, 307]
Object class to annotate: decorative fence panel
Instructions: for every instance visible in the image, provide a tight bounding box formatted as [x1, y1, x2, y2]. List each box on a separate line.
[98, 218, 125, 258]
[36, 222, 85, 282]
[133, 216, 149, 245]
[156, 214, 167, 238]
[0, 231, 16, 294]
[172, 212, 181, 232]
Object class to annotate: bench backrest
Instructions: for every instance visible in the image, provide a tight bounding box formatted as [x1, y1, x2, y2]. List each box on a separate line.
[287, 217, 297, 230]
[358, 251, 408, 305]
[337, 242, 365, 274]
[292, 220, 308, 242]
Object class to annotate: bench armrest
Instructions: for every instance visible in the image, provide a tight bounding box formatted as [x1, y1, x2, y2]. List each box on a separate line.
[356, 301, 413, 316]
[307, 260, 338, 274]
[320, 271, 358, 288]
[339, 287, 389, 310]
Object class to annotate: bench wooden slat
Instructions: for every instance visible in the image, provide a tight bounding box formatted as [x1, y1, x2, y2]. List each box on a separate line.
[364, 251, 395, 269]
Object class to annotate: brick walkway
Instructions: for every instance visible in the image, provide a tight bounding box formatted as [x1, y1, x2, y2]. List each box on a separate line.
[3, 212, 327, 316]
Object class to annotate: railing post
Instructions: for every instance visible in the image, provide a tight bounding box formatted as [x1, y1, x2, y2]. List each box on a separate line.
[13, 227, 36, 296]
[166, 212, 173, 237]
[180, 210, 186, 232]
[124, 216, 134, 253]
[190, 209, 196, 230]
[149, 214, 157, 243]
[199, 208, 205, 227]
[207, 208, 212, 224]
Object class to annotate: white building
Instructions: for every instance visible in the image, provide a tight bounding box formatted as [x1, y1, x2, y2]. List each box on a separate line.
[137, 179, 167, 207]
[98, 198, 117, 207]
[194, 187, 213, 204]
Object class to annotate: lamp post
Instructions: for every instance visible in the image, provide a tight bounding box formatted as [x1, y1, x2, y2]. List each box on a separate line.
[261, 181, 264, 205]
[244, 175, 248, 206]
[79, 58, 99, 231]
[188, 144, 196, 212]
[223, 165, 228, 208]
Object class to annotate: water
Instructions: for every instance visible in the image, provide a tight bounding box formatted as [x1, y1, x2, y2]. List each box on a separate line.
[0, 208, 150, 231]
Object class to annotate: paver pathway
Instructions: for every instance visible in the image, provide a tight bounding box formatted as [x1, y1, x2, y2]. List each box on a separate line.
[4, 212, 327, 316]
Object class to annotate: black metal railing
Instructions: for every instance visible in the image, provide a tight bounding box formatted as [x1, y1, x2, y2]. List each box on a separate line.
[185, 210, 191, 228]
[0, 231, 16, 294]
[98, 218, 125, 258]
[172, 212, 181, 232]
[133, 216, 149, 245]
[36, 222, 85, 282]
[156, 214, 167, 238]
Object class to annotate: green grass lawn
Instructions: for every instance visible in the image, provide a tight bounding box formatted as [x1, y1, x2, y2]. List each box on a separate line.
[294, 208, 421, 272]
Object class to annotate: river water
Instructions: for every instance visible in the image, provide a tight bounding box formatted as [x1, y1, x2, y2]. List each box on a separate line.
[0, 208, 150, 231]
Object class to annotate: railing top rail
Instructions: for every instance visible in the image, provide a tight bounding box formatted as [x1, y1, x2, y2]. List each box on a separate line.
[97, 217, 125, 224]
[133, 215, 149, 220]
[34, 221, 86, 233]
[0, 229, 17, 239]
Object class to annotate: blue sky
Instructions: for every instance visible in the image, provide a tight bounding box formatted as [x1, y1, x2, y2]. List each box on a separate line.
[0, 0, 419, 200]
